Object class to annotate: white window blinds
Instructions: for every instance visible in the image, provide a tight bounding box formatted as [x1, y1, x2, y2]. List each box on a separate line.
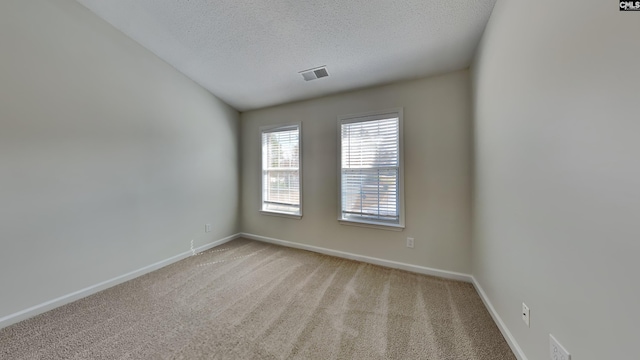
[261, 124, 301, 216]
[340, 114, 402, 226]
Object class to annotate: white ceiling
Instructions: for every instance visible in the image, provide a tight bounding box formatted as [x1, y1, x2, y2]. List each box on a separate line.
[77, 0, 496, 111]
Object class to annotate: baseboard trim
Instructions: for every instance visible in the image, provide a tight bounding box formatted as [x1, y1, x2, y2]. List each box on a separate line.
[240, 232, 472, 283]
[0, 233, 241, 330]
[471, 276, 528, 360]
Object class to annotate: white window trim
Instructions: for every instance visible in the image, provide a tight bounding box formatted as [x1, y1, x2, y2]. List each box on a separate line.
[260, 122, 303, 219]
[337, 108, 405, 231]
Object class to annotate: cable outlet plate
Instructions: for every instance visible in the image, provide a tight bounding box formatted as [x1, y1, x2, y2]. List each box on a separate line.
[550, 334, 571, 360]
[522, 303, 530, 327]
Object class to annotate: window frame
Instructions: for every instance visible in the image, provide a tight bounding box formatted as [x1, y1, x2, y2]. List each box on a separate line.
[337, 108, 405, 231]
[259, 122, 303, 219]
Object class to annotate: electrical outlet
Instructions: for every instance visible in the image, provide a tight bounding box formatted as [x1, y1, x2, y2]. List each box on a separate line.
[205, 224, 211, 232]
[406, 237, 414, 248]
[522, 303, 530, 327]
[550, 334, 571, 360]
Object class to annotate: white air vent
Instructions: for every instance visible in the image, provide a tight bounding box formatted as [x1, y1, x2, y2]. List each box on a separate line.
[300, 66, 329, 81]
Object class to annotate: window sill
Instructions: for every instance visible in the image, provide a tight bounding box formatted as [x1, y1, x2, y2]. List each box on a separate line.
[260, 210, 302, 220]
[338, 219, 404, 232]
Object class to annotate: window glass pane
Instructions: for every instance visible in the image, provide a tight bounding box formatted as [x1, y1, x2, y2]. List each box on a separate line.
[264, 130, 299, 169]
[262, 126, 301, 215]
[341, 118, 399, 168]
[341, 168, 398, 222]
[340, 117, 400, 224]
[265, 170, 299, 205]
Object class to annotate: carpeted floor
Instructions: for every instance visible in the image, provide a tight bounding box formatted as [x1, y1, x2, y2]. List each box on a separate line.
[0, 238, 515, 359]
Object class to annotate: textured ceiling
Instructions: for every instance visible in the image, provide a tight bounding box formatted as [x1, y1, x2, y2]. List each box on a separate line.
[77, 0, 496, 111]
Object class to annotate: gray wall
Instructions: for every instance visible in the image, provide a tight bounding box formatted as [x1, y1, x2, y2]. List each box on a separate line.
[241, 71, 473, 274]
[472, 0, 640, 359]
[0, 0, 239, 320]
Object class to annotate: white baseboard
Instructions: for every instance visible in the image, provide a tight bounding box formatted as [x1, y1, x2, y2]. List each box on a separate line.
[0, 233, 241, 330]
[240, 232, 472, 283]
[471, 276, 528, 360]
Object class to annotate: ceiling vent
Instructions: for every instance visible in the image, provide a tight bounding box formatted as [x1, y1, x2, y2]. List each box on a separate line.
[300, 66, 329, 81]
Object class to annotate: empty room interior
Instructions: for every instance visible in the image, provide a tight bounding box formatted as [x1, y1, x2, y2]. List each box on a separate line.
[1, 1, 638, 359]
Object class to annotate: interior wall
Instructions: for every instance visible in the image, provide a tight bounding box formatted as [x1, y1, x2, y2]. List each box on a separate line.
[472, 1, 640, 359]
[0, 0, 240, 320]
[241, 71, 473, 274]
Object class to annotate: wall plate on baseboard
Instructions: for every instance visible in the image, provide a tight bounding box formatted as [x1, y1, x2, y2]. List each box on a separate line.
[550, 334, 571, 360]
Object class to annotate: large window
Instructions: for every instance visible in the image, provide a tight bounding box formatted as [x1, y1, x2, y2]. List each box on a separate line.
[338, 109, 404, 229]
[261, 123, 302, 218]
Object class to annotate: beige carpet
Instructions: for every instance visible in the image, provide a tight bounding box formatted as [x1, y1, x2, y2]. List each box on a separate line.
[0, 238, 515, 359]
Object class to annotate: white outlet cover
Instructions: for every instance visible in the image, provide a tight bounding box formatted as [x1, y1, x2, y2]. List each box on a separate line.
[205, 224, 211, 232]
[406, 237, 414, 248]
[522, 303, 530, 327]
[550, 334, 571, 360]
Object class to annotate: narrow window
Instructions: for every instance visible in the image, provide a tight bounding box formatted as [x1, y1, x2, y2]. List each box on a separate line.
[261, 123, 302, 218]
[339, 109, 404, 229]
